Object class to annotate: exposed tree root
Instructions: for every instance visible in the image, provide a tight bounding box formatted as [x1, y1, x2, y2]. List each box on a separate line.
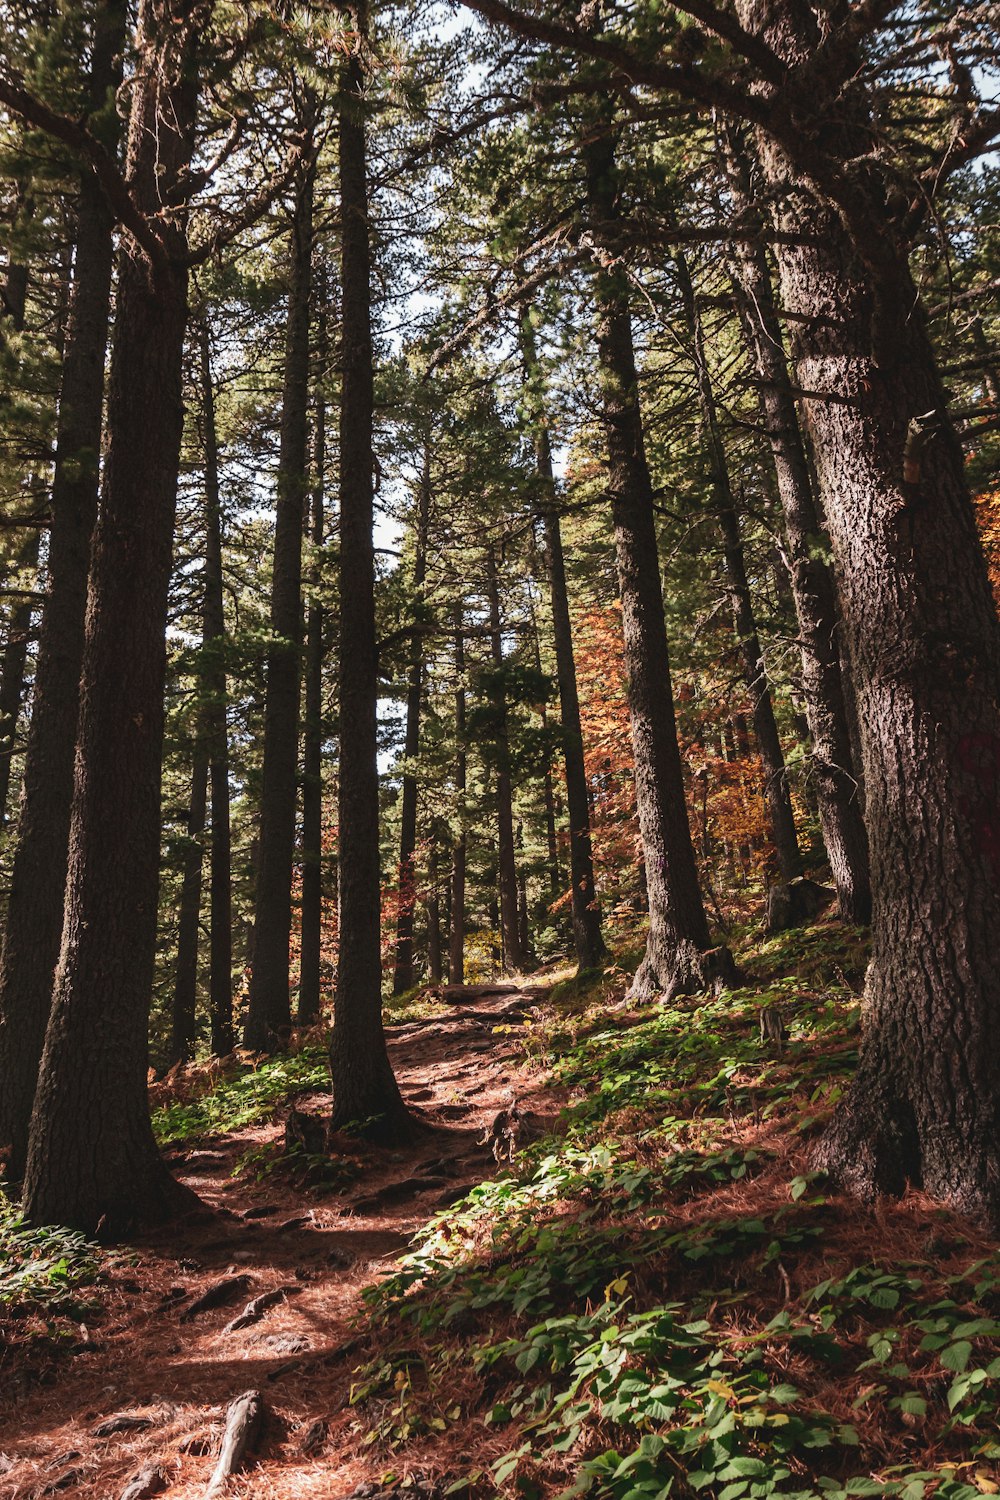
[203, 1389, 264, 1498]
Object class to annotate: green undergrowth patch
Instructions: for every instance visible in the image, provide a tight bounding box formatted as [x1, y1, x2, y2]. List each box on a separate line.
[738, 922, 870, 991]
[385, 984, 452, 1026]
[233, 1136, 363, 1195]
[548, 945, 645, 1014]
[152, 1045, 331, 1146]
[548, 980, 858, 1141]
[348, 924, 1000, 1499]
[0, 1189, 100, 1319]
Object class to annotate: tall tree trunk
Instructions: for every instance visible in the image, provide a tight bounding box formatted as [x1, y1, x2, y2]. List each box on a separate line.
[584, 125, 735, 1001]
[485, 544, 529, 973]
[721, 126, 871, 922]
[449, 607, 467, 985]
[426, 837, 442, 985]
[0, 220, 40, 832]
[299, 273, 328, 1027]
[672, 246, 802, 884]
[0, 0, 123, 1180]
[245, 129, 315, 1050]
[522, 316, 607, 969]
[539, 713, 561, 899]
[22, 0, 205, 1233]
[516, 824, 535, 968]
[392, 447, 431, 995]
[328, 21, 411, 1142]
[169, 753, 208, 1064]
[739, 0, 1000, 1218]
[198, 318, 234, 1057]
[0, 528, 40, 825]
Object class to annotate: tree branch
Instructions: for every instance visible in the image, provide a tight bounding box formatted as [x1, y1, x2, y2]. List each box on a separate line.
[0, 71, 166, 272]
[457, 0, 774, 124]
[185, 139, 309, 267]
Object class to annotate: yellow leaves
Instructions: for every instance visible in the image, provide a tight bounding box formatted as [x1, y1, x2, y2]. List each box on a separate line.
[974, 489, 1000, 606]
[705, 1378, 737, 1398]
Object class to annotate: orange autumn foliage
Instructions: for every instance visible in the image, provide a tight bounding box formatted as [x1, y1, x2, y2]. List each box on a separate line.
[974, 490, 1000, 607]
[573, 603, 781, 909]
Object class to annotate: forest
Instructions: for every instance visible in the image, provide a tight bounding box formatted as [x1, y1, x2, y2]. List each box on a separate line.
[0, 0, 999, 1494]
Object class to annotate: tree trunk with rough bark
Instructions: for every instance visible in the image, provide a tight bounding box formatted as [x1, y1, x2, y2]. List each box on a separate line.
[299, 276, 328, 1027]
[0, 529, 40, 826]
[584, 126, 735, 1001]
[426, 837, 442, 985]
[0, 0, 123, 1178]
[169, 753, 208, 1064]
[673, 245, 802, 884]
[523, 324, 607, 969]
[485, 545, 530, 974]
[328, 24, 411, 1143]
[449, 607, 467, 985]
[721, 125, 871, 923]
[738, 0, 1000, 1218]
[22, 0, 206, 1233]
[245, 126, 315, 1051]
[392, 447, 431, 995]
[198, 318, 234, 1057]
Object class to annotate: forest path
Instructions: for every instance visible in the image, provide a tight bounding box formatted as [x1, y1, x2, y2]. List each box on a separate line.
[0, 979, 562, 1500]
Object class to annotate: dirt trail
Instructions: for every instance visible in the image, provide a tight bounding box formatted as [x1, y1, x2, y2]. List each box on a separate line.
[0, 982, 559, 1500]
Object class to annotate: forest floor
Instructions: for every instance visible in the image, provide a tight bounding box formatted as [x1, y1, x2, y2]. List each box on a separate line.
[0, 981, 563, 1499]
[3, 921, 1000, 1500]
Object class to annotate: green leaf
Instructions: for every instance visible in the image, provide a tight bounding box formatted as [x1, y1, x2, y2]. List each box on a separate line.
[895, 1394, 928, 1417]
[718, 1458, 769, 1479]
[940, 1340, 974, 1372]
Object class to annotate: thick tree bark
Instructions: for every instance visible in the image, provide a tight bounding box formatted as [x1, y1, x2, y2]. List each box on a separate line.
[584, 127, 735, 1001]
[485, 545, 530, 973]
[721, 127, 872, 923]
[22, 0, 206, 1233]
[245, 131, 315, 1050]
[299, 279, 328, 1027]
[169, 753, 208, 1064]
[449, 607, 467, 985]
[328, 26, 411, 1143]
[198, 319, 234, 1057]
[0, 1, 122, 1178]
[392, 448, 431, 995]
[672, 246, 802, 884]
[738, 0, 1000, 1218]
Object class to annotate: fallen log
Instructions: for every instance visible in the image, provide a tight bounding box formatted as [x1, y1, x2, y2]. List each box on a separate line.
[203, 1390, 264, 1498]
